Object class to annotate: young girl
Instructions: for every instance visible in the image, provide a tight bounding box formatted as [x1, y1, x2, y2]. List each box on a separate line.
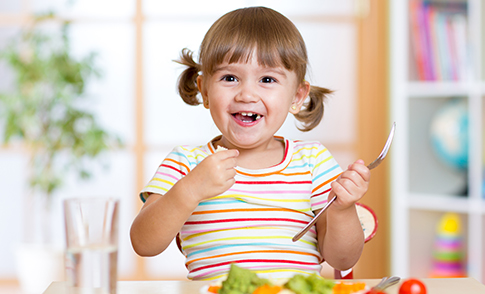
[130, 6, 370, 281]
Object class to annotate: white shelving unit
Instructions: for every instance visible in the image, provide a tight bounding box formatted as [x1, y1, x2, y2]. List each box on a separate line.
[389, 0, 485, 282]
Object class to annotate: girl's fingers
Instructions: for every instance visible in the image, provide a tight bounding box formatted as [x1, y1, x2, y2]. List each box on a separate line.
[339, 169, 367, 188]
[348, 159, 365, 169]
[332, 174, 368, 203]
[332, 179, 358, 199]
[214, 149, 239, 159]
[213, 149, 239, 170]
[330, 160, 370, 208]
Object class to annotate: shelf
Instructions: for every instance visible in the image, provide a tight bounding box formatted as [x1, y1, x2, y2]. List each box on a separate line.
[390, 0, 484, 282]
[408, 193, 470, 213]
[408, 82, 474, 97]
[409, 193, 485, 214]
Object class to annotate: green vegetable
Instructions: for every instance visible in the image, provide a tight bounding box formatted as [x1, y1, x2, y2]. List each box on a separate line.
[284, 273, 335, 294]
[219, 264, 272, 294]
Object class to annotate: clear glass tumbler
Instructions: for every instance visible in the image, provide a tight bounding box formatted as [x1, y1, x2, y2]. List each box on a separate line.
[64, 198, 119, 294]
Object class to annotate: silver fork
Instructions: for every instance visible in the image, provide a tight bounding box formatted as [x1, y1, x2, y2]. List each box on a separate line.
[292, 122, 396, 242]
[371, 276, 401, 291]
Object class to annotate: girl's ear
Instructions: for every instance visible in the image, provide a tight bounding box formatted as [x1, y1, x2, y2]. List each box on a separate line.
[197, 75, 210, 109]
[289, 80, 310, 114]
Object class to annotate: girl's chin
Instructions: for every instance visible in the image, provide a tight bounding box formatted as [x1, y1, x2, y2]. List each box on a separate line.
[220, 134, 271, 149]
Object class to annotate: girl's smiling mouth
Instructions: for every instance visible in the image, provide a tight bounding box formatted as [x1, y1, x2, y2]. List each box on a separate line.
[232, 112, 263, 124]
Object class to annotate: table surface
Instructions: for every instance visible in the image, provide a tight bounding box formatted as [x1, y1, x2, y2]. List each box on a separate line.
[43, 278, 485, 294]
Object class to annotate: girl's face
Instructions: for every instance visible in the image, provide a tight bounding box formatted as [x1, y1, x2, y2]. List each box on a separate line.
[198, 53, 310, 151]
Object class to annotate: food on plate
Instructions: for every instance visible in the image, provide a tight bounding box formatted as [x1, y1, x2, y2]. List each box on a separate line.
[398, 278, 426, 294]
[208, 285, 222, 293]
[333, 281, 366, 294]
[204, 264, 368, 294]
[218, 263, 273, 294]
[252, 284, 283, 294]
[284, 273, 334, 294]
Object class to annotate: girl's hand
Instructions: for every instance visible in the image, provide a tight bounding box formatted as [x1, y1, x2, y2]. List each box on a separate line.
[182, 149, 239, 203]
[329, 159, 370, 210]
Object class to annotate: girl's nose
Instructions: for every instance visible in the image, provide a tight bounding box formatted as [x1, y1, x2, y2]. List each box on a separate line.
[235, 82, 259, 103]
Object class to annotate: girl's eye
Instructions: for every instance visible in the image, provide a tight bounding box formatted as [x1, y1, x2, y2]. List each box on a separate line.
[261, 76, 276, 83]
[221, 75, 237, 82]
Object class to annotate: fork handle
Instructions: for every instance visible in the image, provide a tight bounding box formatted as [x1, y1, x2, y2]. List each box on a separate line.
[373, 276, 401, 291]
[292, 194, 337, 242]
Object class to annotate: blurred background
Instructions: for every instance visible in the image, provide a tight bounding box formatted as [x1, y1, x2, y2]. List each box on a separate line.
[1, 0, 484, 293]
[0, 1, 381, 292]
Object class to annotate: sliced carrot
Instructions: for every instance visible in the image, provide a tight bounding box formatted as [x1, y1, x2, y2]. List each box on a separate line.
[333, 282, 366, 294]
[252, 284, 282, 294]
[207, 285, 221, 293]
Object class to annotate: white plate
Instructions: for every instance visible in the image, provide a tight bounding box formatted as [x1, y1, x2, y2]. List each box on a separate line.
[200, 283, 370, 294]
[199, 285, 211, 294]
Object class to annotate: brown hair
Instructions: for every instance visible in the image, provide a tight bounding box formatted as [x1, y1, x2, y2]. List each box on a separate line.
[176, 6, 332, 132]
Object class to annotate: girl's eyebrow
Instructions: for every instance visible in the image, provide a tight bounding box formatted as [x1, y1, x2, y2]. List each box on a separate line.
[213, 64, 287, 77]
[264, 67, 287, 77]
[212, 65, 232, 73]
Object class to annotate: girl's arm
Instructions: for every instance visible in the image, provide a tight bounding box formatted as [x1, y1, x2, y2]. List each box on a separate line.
[130, 149, 238, 256]
[315, 159, 370, 271]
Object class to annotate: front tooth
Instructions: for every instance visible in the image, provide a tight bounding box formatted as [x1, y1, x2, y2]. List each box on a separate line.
[241, 112, 247, 116]
[247, 112, 253, 116]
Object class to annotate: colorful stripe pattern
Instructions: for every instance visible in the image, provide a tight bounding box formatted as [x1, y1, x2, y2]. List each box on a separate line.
[141, 137, 342, 281]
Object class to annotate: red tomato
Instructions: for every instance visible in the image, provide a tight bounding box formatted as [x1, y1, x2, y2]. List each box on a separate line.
[399, 278, 427, 294]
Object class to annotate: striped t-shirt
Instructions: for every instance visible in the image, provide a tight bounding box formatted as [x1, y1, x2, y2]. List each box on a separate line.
[140, 137, 342, 281]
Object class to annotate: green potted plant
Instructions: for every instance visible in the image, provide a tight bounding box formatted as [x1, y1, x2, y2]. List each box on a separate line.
[0, 12, 121, 293]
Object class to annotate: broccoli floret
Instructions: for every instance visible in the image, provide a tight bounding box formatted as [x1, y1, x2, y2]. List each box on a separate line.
[219, 264, 272, 294]
[284, 273, 335, 294]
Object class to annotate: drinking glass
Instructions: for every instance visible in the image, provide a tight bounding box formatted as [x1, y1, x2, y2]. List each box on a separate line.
[64, 198, 119, 294]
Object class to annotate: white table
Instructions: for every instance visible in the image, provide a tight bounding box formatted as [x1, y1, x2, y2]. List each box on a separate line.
[43, 277, 485, 294]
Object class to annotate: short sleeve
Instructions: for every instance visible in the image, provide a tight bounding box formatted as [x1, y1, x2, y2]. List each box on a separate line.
[139, 146, 193, 202]
[310, 143, 343, 211]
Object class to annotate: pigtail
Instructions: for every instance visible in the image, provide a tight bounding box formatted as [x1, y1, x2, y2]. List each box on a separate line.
[294, 85, 333, 132]
[175, 48, 202, 106]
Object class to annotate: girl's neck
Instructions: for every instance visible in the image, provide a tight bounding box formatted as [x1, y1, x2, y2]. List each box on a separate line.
[213, 136, 285, 169]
